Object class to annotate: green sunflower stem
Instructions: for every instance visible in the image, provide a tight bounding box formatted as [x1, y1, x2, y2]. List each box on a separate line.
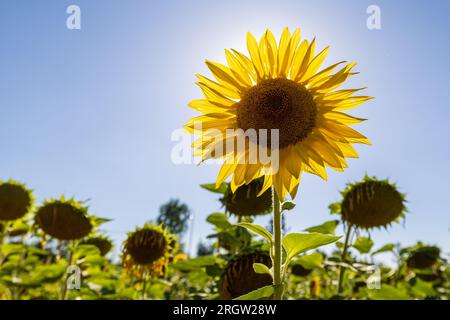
[337, 223, 353, 295]
[62, 240, 76, 300]
[272, 189, 283, 300]
[141, 270, 149, 300]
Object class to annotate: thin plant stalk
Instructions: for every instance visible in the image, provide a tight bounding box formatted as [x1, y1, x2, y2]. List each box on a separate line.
[337, 223, 353, 295]
[61, 240, 75, 300]
[141, 270, 149, 300]
[272, 189, 283, 300]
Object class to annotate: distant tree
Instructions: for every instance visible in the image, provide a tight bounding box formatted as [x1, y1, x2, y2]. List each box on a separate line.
[197, 241, 214, 257]
[157, 199, 191, 238]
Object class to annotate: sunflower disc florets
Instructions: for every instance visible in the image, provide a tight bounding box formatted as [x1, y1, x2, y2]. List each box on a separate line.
[0, 180, 34, 221]
[122, 225, 176, 279]
[220, 252, 272, 299]
[340, 176, 406, 229]
[291, 264, 313, 277]
[35, 197, 93, 240]
[407, 246, 440, 269]
[221, 178, 272, 217]
[81, 236, 113, 256]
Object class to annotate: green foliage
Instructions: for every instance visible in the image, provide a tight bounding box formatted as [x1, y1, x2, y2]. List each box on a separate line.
[234, 285, 274, 300]
[283, 233, 341, 265]
[305, 220, 339, 235]
[352, 237, 374, 254]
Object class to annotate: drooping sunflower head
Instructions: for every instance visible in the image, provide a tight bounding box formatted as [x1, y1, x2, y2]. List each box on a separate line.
[81, 236, 113, 256]
[220, 177, 272, 217]
[406, 245, 440, 270]
[35, 197, 93, 240]
[338, 176, 407, 229]
[0, 180, 34, 221]
[186, 27, 372, 200]
[291, 264, 313, 277]
[220, 251, 272, 299]
[122, 224, 173, 267]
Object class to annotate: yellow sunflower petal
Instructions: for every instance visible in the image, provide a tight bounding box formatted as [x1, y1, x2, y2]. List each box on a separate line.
[205, 60, 246, 92]
[246, 32, 265, 80]
[300, 46, 329, 82]
[257, 174, 273, 197]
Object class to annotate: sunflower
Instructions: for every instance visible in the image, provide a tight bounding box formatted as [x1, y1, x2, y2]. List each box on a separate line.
[186, 28, 372, 199]
[220, 252, 272, 299]
[35, 197, 92, 240]
[338, 176, 407, 229]
[122, 224, 175, 277]
[220, 177, 272, 216]
[81, 236, 113, 256]
[291, 264, 313, 277]
[407, 246, 440, 270]
[0, 180, 34, 221]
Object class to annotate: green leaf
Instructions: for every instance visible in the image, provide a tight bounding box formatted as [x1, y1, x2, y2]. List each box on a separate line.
[293, 252, 324, 269]
[234, 285, 274, 300]
[305, 220, 339, 235]
[172, 255, 217, 271]
[236, 222, 272, 243]
[352, 237, 374, 254]
[410, 278, 436, 299]
[253, 263, 272, 277]
[200, 183, 228, 194]
[281, 201, 296, 212]
[282, 232, 341, 264]
[368, 285, 412, 300]
[0, 243, 26, 257]
[206, 213, 232, 230]
[371, 243, 395, 256]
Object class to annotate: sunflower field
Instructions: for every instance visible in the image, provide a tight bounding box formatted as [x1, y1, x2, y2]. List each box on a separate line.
[1, 19, 449, 304]
[0, 175, 448, 300]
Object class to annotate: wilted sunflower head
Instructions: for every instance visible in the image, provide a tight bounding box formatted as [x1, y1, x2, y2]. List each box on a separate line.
[0, 180, 34, 221]
[35, 197, 92, 240]
[291, 264, 313, 277]
[220, 177, 272, 217]
[123, 224, 173, 266]
[186, 27, 372, 200]
[338, 176, 406, 229]
[81, 236, 113, 256]
[407, 245, 440, 269]
[220, 252, 272, 299]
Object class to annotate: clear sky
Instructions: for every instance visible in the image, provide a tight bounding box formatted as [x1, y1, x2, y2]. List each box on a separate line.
[1, 0, 449, 259]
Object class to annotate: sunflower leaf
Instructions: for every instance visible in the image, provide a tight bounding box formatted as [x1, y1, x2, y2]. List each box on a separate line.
[371, 243, 396, 256]
[282, 232, 341, 265]
[200, 183, 228, 194]
[236, 222, 272, 243]
[305, 220, 339, 235]
[234, 285, 274, 300]
[352, 237, 374, 254]
[206, 213, 232, 230]
[253, 263, 272, 277]
[281, 201, 296, 212]
[368, 285, 412, 300]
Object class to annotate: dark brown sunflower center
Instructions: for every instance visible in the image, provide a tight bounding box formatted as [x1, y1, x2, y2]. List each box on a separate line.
[236, 78, 317, 148]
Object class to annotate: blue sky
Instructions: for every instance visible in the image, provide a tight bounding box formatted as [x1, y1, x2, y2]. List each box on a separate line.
[1, 0, 449, 259]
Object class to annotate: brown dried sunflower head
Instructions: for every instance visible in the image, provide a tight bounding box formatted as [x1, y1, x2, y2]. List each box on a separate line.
[81, 236, 113, 256]
[291, 264, 313, 277]
[123, 224, 173, 266]
[220, 178, 272, 217]
[406, 245, 440, 269]
[35, 197, 92, 240]
[0, 180, 34, 221]
[338, 176, 406, 229]
[220, 252, 272, 299]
